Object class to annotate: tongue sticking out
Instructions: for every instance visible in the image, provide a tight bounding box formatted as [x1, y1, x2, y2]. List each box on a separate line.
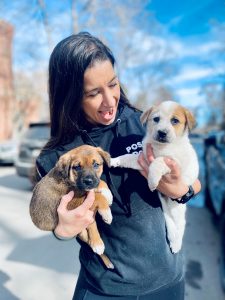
[100, 110, 113, 120]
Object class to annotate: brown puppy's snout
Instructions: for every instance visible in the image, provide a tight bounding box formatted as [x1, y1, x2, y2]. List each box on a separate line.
[78, 172, 100, 191]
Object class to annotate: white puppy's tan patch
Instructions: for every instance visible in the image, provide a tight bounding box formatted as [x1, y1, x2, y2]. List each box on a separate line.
[111, 100, 199, 253]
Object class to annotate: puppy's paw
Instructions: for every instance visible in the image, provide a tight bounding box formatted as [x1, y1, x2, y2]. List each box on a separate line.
[98, 208, 113, 224]
[148, 171, 161, 191]
[170, 240, 182, 254]
[148, 178, 159, 191]
[91, 242, 105, 255]
[110, 157, 121, 167]
[148, 157, 171, 191]
[99, 188, 113, 205]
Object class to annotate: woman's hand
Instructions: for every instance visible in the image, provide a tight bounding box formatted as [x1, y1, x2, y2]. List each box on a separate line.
[138, 144, 201, 199]
[54, 190, 95, 238]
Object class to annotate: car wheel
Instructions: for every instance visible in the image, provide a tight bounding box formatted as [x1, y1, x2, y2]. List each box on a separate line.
[220, 212, 225, 292]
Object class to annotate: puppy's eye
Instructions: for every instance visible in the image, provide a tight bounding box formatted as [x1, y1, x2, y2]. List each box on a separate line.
[171, 117, 180, 125]
[93, 162, 100, 169]
[72, 165, 82, 171]
[153, 116, 160, 123]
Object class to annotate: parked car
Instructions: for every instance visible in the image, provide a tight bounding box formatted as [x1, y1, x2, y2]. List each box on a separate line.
[205, 130, 225, 292]
[0, 139, 18, 165]
[15, 123, 50, 182]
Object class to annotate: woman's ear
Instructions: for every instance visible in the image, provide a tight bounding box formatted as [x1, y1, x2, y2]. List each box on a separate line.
[97, 147, 111, 166]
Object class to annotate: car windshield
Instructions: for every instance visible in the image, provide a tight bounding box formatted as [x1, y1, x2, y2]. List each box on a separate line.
[25, 126, 50, 140]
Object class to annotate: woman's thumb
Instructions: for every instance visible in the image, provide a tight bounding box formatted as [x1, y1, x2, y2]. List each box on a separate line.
[81, 190, 95, 211]
[60, 191, 74, 207]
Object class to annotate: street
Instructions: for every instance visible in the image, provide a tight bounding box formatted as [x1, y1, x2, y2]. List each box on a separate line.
[0, 166, 224, 300]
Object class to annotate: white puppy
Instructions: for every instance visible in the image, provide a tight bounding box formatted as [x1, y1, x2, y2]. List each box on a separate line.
[110, 101, 199, 253]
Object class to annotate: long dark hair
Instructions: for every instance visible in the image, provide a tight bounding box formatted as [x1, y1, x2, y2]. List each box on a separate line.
[45, 32, 132, 149]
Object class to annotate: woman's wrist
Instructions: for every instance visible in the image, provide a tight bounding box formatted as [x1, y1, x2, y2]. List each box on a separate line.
[171, 179, 201, 201]
[53, 229, 76, 240]
[53, 224, 77, 240]
[169, 182, 189, 199]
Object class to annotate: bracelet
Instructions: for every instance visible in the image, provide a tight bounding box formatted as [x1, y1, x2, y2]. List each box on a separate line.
[53, 230, 76, 241]
[171, 185, 195, 204]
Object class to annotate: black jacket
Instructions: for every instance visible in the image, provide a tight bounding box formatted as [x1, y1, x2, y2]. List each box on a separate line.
[36, 103, 183, 296]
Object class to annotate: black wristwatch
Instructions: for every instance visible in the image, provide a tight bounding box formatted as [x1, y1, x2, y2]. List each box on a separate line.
[171, 185, 195, 204]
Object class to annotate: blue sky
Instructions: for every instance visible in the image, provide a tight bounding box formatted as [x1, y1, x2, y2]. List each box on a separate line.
[142, 0, 225, 126]
[149, 0, 225, 36]
[1, 0, 225, 127]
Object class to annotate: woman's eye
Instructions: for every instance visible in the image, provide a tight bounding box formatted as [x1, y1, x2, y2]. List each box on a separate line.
[171, 118, 180, 125]
[93, 162, 100, 169]
[153, 116, 160, 123]
[109, 82, 117, 88]
[88, 91, 99, 97]
[73, 165, 82, 171]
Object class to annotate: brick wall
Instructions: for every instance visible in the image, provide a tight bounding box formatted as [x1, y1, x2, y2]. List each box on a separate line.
[0, 20, 14, 141]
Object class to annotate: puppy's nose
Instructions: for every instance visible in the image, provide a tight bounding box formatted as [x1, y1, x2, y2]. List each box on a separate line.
[158, 130, 167, 138]
[83, 176, 94, 186]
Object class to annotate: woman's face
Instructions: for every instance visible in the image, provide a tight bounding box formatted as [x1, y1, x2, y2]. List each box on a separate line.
[82, 60, 120, 126]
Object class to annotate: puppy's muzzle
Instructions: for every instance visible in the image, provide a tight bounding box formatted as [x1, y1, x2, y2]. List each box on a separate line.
[156, 130, 168, 143]
[78, 173, 100, 191]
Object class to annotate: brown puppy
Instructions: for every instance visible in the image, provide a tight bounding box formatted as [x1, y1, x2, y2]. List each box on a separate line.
[30, 145, 114, 268]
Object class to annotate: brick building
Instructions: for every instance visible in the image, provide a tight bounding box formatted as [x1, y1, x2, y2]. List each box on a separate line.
[0, 20, 14, 141]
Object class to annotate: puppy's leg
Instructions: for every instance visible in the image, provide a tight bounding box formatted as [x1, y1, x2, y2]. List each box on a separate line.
[159, 193, 186, 253]
[87, 221, 105, 255]
[95, 192, 113, 225]
[78, 229, 88, 243]
[110, 153, 141, 170]
[148, 157, 171, 191]
[99, 188, 113, 206]
[100, 254, 114, 269]
[95, 180, 113, 206]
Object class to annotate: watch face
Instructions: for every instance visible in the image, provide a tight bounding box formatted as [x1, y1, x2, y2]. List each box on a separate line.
[181, 186, 195, 204]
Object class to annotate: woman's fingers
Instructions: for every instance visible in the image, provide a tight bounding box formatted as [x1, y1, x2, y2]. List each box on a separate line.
[58, 190, 95, 218]
[138, 144, 154, 179]
[75, 190, 95, 223]
[138, 145, 154, 179]
[146, 143, 154, 163]
[79, 190, 95, 211]
[138, 152, 148, 170]
[163, 158, 180, 181]
[58, 191, 74, 213]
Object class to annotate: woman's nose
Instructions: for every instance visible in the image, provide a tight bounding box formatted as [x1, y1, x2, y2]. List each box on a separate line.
[102, 89, 114, 106]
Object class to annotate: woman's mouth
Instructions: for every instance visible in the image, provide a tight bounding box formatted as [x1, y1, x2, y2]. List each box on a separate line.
[99, 109, 114, 121]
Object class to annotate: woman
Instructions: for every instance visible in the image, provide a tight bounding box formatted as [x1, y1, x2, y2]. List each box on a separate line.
[36, 32, 201, 300]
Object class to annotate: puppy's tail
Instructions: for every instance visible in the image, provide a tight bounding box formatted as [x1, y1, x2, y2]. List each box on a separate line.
[100, 254, 114, 269]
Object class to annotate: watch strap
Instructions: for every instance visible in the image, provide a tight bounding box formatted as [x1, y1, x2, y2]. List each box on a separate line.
[171, 185, 195, 204]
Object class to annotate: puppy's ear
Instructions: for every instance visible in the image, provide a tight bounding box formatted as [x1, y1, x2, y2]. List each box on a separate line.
[184, 108, 196, 131]
[56, 154, 72, 179]
[97, 147, 111, 166]
[140, 107, 154, 125]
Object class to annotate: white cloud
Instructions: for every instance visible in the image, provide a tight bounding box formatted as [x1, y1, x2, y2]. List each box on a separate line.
[167, 62, 225, 86]
[173, 39, 224, 59]
[175, 87, 204, 107]
[125, 31, 177, 67]
[171, 67, 214, 84]
[176, 87, 200, 97]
